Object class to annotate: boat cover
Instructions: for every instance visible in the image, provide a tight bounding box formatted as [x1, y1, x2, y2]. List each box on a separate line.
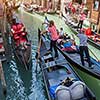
[55, 81, 85, 100]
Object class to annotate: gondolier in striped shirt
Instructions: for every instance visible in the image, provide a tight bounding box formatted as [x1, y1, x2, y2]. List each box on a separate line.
[77, 29, 93, 68]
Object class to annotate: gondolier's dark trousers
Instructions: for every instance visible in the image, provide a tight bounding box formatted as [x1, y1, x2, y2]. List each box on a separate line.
[77, 20, 83, 29]
[79, 46, 91, 67]
[49, 40, 58, 58]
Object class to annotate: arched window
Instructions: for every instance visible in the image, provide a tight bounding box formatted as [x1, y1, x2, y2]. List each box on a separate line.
[93, 0, 99, 11]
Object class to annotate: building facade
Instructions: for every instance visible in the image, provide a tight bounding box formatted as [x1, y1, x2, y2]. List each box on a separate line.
[90, 0, 100, 34]
[0, 0, 3, 18]
[72, 0, 100, 34]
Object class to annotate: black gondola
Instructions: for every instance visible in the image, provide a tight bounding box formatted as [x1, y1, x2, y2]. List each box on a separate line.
[39, 17, 100, 80]
[56, 36, 100, 80]
[10, 25, 32, 70]
[38, 32, 96, 100]
[12, 39, 32, 70]
[0, 34, 6, 62]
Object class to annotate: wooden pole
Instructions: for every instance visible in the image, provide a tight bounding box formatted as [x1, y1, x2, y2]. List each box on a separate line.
[0, 60, 7, 96]
[35, 38, 41, 73]
[35, 29, 42, 73]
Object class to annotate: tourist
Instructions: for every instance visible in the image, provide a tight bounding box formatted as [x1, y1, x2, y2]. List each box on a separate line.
[77, 29, 92, 68]
[11, 18, 25, 35]
[41, 20, 59, 58]
[61, 39, 78, 53]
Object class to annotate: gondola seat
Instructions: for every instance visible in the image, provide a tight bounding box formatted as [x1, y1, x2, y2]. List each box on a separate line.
[55, 81, 87, 100]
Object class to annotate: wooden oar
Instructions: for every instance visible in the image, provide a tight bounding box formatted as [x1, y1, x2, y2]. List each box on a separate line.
[35, 38, 42, 73]
[88, 48, 100, 62]
[35, 28, 42, 73]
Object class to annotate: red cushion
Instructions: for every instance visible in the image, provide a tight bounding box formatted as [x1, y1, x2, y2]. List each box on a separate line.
[61, 47, 74, 51]
[14, 34, 20, 40]
[85, 28, 91, 35]
[12, 25, 17, 31]
[20, 37, 27, 42]
[17, 24, 23, 31]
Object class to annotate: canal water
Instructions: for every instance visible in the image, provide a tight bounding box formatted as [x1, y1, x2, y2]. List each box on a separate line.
[0, 9, 100, 100]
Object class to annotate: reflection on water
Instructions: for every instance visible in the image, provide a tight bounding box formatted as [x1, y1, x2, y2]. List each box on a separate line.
[0, 10, 47, 100]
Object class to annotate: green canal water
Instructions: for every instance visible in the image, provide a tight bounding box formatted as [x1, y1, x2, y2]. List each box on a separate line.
[0, 9, 100, 100]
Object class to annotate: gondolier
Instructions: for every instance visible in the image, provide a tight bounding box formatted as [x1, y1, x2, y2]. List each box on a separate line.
[77, 29, 92, 68]
[77, 12, 86, 30]
[41, 20, 59, 58]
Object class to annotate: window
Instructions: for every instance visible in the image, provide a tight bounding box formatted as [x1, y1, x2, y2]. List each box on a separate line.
[93, 0, 99, 11]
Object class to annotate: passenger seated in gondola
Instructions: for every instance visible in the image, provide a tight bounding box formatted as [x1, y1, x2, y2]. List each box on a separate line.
[61, 39, 78, 53]
[11, 18, 28, 47]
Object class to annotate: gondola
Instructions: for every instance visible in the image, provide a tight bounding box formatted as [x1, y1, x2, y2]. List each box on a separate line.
[0, 34, 7, 96]
[42, 16, 100, 79]
[62, 14, 100, 50]
[10, 24, 32, 70]
[0, 34, 6, 62]
[57, 41, 100, 79]
[47, 11, 56, 14]
[55, 34, 100, 99]
[38, 31, 96, 100]
[41, 16, 100, 99]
